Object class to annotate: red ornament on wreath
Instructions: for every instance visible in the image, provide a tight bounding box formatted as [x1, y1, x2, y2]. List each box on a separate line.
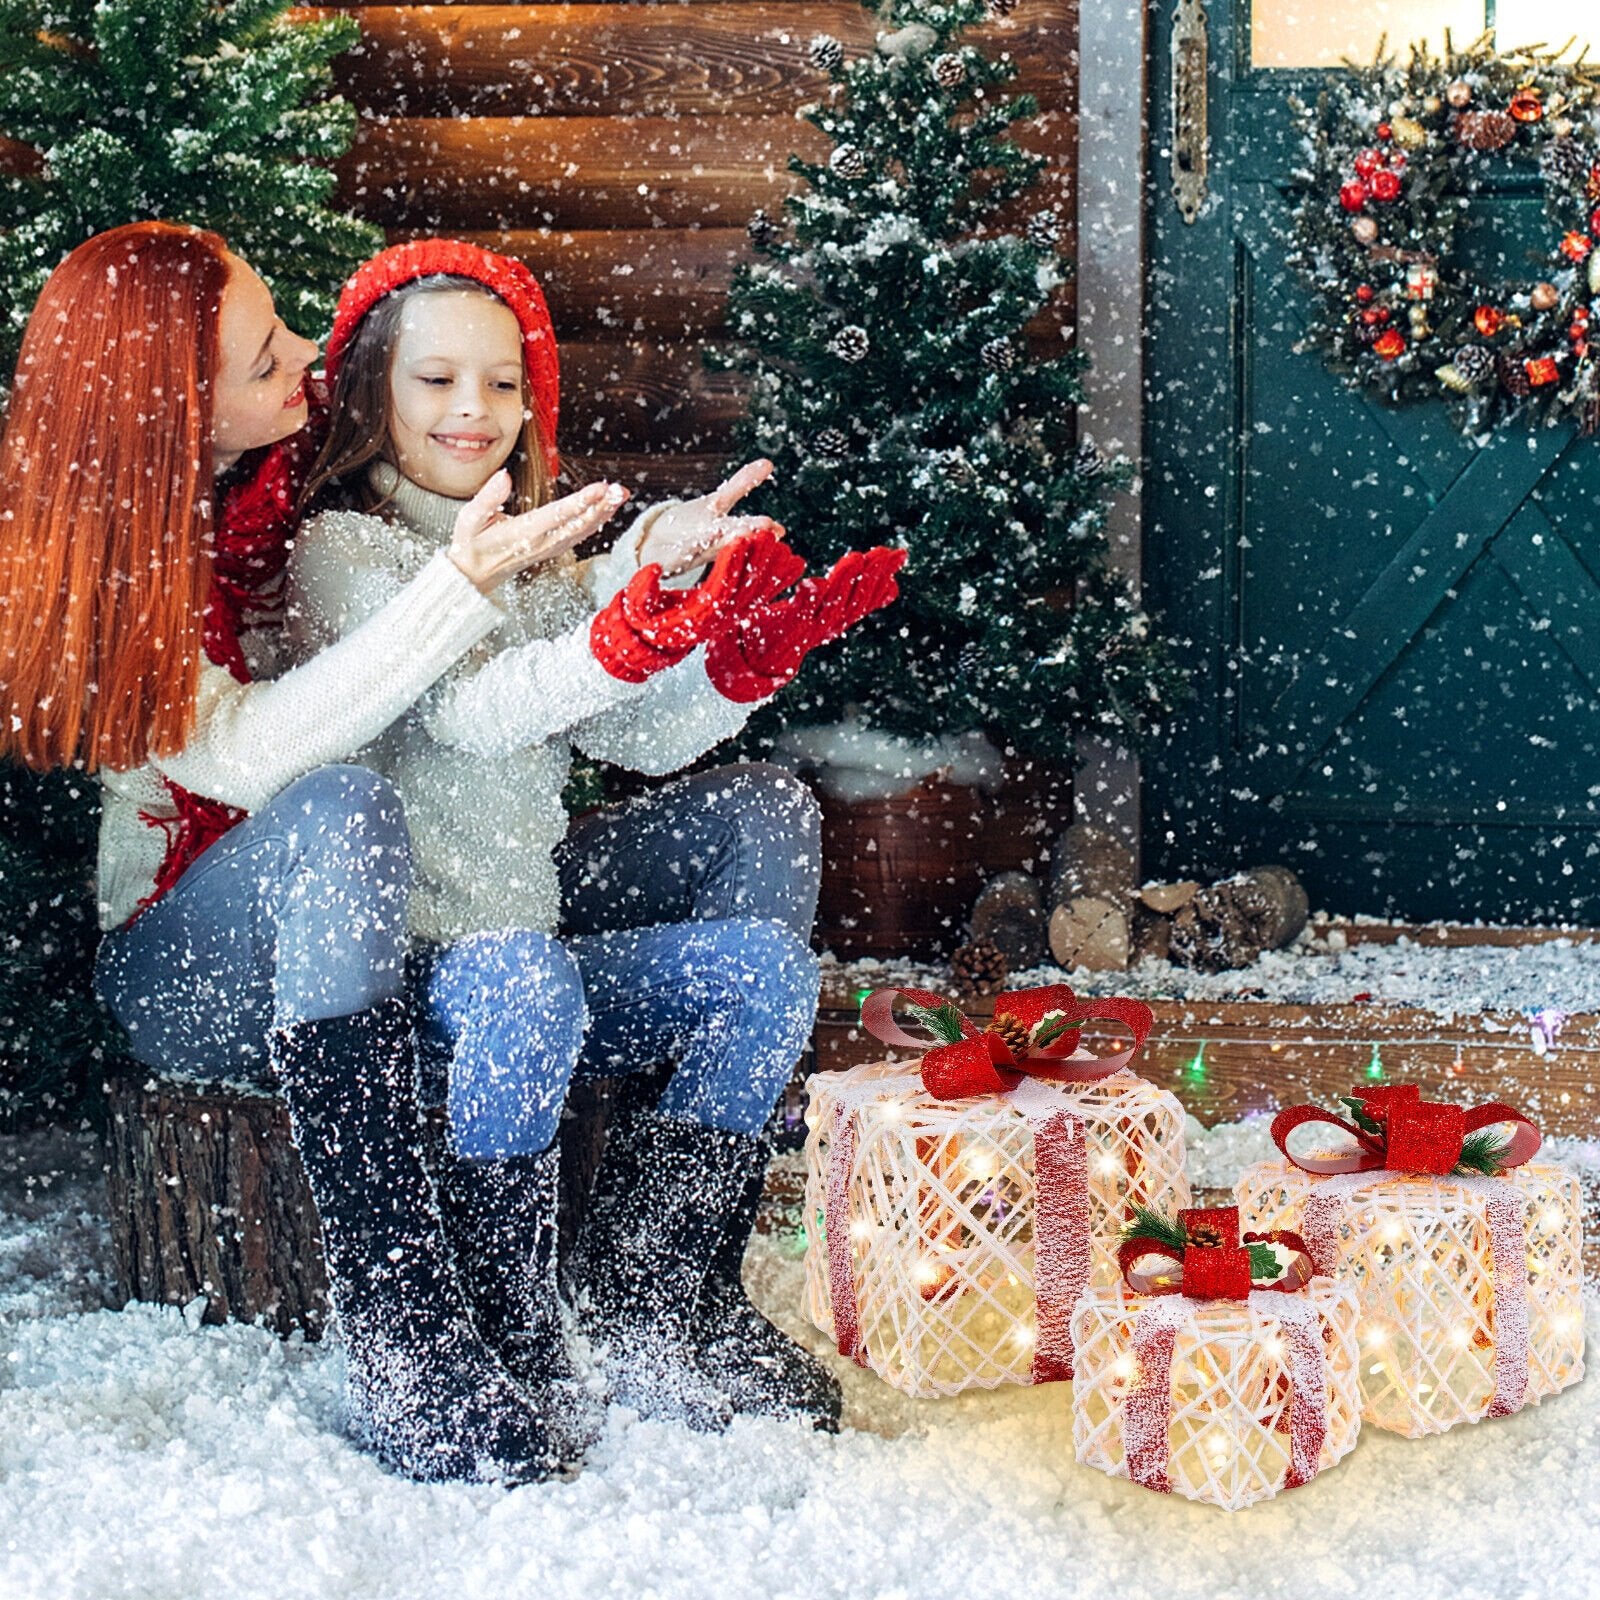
[1355, 283, 1376, 304]
[1291, 41, 1600, 434]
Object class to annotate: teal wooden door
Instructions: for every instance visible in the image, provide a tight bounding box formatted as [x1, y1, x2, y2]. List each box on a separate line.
[1143, 3, 1600, 922]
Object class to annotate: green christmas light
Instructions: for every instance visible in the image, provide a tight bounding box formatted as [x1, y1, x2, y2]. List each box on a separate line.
[1366, 1044, 1386, 1081]
[1184, 1042, 1208, 1082]
[855, 987, 874, 1008]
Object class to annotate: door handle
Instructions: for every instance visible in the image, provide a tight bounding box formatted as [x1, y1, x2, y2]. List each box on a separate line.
[1172, 0, 1209, 222]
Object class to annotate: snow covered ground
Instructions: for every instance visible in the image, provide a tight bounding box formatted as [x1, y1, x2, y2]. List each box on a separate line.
[1, 1123, 1593, 1600]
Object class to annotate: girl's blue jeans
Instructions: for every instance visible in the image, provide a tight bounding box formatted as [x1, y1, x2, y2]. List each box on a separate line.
[95, 762, 822, 1159]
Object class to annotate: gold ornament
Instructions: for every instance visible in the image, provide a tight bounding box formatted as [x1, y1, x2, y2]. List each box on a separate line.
[1391, 117, 1429, 150]
[1530, 282, 1561, 313]
[1351, 216, 1379, 245]
[1436, 363, 1473, 393]
[1590, 251, 1600, 295]
[1422, 95, 1443, 116]
[1446, 78, 1473, 109]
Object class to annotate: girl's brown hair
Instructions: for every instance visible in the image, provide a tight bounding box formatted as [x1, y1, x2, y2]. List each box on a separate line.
[301, 275, 552, 518]
[0, 221, 230, 774]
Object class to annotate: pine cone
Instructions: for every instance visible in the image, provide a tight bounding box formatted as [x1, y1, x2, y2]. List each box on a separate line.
[829, 144, 869, 180]
[746, 209, 777, 247]
[1452, 344, 1496, 385]
[828, 324, 870, 363]
[1168, 874, 1274, 972]
[987, 0, 1020, 16]
[932, 53, 966, 89]
[1075, 436, 1107, 478]
[1541, 136, 1593, 190]
[1455, 109, 1517, 151]
[985, 1010, 1031, 1053]
[980, 336, 1018, 371]
[810, 426, 850, 460]
[956, 640, 985, 681]
[952, 937, 1009, 998]
[939, 449, 973, 484]
[808, 34, 845, 72]
[1027, 210, 1061, 249]
[1498, 352, 1533, 398]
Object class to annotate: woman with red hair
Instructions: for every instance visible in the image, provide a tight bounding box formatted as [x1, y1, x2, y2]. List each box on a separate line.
[0, 221, 643, 1485]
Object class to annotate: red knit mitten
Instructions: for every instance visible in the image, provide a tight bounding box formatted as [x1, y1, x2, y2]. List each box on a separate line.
[590, 532, 805, 683]
[705, 546, 906, 702]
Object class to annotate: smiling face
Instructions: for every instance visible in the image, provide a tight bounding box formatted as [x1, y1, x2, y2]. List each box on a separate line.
[211, 253, 319, 472]
[386, 290, 525, 499]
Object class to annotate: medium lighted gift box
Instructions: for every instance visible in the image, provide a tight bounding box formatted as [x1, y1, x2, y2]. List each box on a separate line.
[1235, 1085, 1585, 1437]
[802, 985, 1189, 1397]
[1070, 1206, 1362, 1511]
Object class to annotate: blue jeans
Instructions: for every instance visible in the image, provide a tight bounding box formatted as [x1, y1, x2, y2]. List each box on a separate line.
[95, 765, 413, 1078]
[418, 763, 823, 1158]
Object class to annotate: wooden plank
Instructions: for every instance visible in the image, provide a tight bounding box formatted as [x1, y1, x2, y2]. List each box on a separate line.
[811, 977, 1600, 1140]
[563, 451, 730, 497]
[308, 3, 1075, 119]
[1308, 918, 1600, 949]
[560, 336, 745, 451]
[389, 223, 1073, 341]
[339, 113, 827, 229]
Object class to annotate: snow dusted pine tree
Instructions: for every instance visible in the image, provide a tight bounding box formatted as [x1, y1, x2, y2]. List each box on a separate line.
[0, 0, 382, 366]
[720, 0, 1183, 758]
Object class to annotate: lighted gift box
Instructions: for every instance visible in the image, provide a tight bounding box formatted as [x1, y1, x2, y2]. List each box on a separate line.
[1070, 1207, 1362, 1511]
[1234, 1085, 1585, 1437]
[802, 985, 1190, 1398]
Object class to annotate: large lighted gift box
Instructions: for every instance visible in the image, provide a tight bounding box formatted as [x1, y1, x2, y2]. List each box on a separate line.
[1071, 1205, 1362, 1511]
[802, 985, 1189, 1398]
[1235, 1085, 1584, 1437]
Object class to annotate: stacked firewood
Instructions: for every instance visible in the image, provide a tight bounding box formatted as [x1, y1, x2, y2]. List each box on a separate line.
[950, 824, 1309, 988]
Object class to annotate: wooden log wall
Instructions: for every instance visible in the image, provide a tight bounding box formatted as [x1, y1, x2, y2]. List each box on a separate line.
[306, 0, 1080, 497]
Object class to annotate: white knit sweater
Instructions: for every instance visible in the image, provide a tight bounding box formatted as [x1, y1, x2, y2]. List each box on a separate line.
[283, 466, 754, 943]
[96, 548, 504, 930]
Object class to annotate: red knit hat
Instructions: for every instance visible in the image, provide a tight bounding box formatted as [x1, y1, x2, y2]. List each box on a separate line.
[324, 239, 560, 477]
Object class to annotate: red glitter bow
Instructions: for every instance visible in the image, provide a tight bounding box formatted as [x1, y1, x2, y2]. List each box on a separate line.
[1118, 1205, 1315, 1299]
[858, 984, 1154, 1099]
[1271, 1084, 1541, 1176]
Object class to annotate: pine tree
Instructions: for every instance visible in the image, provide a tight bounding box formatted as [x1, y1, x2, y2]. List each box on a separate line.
[0, 0, 383, 366]
[719, 0, 1183, 758]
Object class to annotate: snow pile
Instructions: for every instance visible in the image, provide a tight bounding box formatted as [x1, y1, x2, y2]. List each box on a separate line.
[1, 1126, 1595, 1600]
[827, 930, 1600, 1020]
[772, 718, 1005, 802]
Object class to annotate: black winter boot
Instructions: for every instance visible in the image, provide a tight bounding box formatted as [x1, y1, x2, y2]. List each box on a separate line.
[273, 999, 569, 1484]
[692, 1137, 843, 1432]
[568, 1108, 840, 1432]
[430, 1142, 606, 1458]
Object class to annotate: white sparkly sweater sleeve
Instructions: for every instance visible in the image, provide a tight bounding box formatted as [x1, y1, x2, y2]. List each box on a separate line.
[289, 506, 653, 761]
[152, 548, 502, 811]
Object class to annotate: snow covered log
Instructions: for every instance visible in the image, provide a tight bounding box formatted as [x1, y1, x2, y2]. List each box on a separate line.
[104, 1074, 331, 1338]
[103, 1074, 619, 1337]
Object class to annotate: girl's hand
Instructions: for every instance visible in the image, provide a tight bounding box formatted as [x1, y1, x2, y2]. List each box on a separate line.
[448, 471, 629, 595]
[635, 458, 785, 578]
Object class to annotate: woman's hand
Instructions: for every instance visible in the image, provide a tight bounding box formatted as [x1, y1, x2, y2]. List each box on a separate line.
[634, 459, 785, 578]
[448, 471, 630, 595]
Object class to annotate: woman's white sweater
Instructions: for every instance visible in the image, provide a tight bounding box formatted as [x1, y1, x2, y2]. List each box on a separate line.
[283, 466, 754, 943]
[96, 549, 505, 929]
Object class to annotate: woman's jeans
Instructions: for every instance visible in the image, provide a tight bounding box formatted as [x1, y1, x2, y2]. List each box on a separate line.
[95, 761, 822, 1159]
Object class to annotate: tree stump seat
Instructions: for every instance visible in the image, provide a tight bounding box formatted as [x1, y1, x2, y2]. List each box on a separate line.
[104, 1071, 616, 1338]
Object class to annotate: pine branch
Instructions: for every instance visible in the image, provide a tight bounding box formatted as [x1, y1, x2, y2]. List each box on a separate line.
[1455, 1130, 1514, 1177]
[1120, 1205, 1189, 1255]
[899, 999, 968, 1044]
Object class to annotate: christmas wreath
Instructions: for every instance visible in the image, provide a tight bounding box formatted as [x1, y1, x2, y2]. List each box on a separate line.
[1288, 37, 1600, 433]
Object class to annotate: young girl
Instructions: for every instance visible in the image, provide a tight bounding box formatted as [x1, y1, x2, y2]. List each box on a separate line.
[0, 222, 687, 1486]
[288, 240, 904, 1435]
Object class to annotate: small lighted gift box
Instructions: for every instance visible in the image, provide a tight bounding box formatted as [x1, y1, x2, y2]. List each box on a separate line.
[1235, 1085, 1584, 1438]
[802, 984, 1189, 1398]
[1070, 1206, 1362, 1511]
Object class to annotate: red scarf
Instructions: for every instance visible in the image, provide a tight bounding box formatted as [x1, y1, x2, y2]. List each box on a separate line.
[134, 388, 328, 917]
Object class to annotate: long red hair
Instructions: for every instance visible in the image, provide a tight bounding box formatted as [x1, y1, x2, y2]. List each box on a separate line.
[0, 221, 229, 774]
